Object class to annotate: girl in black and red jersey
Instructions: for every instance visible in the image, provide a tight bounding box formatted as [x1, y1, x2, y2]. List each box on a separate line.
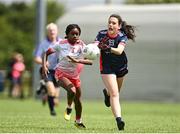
[95, 14, 136, 130]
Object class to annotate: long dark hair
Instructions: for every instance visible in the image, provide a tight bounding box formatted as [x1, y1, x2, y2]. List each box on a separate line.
[109, 14, 136, 41]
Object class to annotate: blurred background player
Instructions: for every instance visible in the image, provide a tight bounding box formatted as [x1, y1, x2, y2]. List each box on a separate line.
[93, 14, 136, 130]
[42, 24, 93, 128]
[36, 67, 48, 105]
[6, 52, 18, 98]
[34, 23, 61, 116]
[11, 53, 25, 99]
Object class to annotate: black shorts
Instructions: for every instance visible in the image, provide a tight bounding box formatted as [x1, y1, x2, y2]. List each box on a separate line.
[100, 64, 128, 78]
[44, 70, 58, 87]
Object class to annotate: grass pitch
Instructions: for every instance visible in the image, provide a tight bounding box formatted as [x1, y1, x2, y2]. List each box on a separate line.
[0, 98, 180, 133]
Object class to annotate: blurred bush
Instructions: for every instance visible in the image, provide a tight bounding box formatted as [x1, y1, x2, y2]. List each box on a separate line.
[0, 1, 65, 71]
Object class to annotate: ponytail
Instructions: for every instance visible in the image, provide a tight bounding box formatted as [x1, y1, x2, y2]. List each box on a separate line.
[121, 21, 136, 42]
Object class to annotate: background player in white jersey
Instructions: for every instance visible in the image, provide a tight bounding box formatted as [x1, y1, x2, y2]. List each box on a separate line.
[34, 23, 61, 116]
[42, 24, 92, 128]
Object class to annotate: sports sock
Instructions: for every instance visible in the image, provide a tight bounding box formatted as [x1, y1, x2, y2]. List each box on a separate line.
[67, 104, 73, 109]
[75, 117, 82, 123]
[116, 117, 122, 122]
[66, 108, 72, 114]
[48, 96, 55, 112]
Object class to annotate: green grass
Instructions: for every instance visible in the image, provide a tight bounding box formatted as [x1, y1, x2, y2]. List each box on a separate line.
[0, 98, 180, 133]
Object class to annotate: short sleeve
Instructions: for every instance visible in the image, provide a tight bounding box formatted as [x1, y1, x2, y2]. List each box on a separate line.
[95, 31, 101, 42]
[120, 35, 128, 44]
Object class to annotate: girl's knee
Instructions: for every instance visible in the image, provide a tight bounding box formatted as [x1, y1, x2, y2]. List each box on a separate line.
[67, 84, 76, 94]
[54, 97, 59, 106]
[110, 91, 119, 98]
[48, 89, 56, 96]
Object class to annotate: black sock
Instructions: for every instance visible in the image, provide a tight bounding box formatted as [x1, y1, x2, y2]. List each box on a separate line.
[48, 96, 55, 112]
[116, 117, 122, 122]
[66, 108, 72, 114]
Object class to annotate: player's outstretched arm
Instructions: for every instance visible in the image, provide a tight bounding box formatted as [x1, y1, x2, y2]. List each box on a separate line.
[67, 56, 93, 65]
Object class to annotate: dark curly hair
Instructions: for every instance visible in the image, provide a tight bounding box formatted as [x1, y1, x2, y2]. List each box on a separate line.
[65, 24, 81, 38]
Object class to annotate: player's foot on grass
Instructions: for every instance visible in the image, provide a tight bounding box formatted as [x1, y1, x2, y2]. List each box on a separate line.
[116, 117, 125, 130]
[50, 110, 56, 116]
[64, 108, 72, 121]
[103, 88, 110, 107]
[74, 121, 86, 129]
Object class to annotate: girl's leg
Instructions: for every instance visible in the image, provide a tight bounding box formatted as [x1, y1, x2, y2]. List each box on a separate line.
[101, 74, 121, 117]
[74, 87, 86, 128]
[46, 81, 57, 116]
[58, 78, 76, 121]
[12, 84, 20, 97]
[101, 74, 125, 130]
[74, 87, 82, 122]
[58, 77, 76, 106]
[117, 77, 124, 93]
[54, 88, 60, 106]
[64, 92, 73, 121]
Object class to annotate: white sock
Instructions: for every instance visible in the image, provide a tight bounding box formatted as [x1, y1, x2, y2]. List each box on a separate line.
[67, 104, 73, 109]
[75, 118, 82, 123]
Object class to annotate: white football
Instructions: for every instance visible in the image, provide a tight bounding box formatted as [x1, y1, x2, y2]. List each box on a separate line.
[83, 44, 100, 60]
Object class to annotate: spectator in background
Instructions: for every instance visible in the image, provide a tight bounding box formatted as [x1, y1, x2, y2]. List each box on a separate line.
[11, 53, 25, 99]
[0, 70, 5, 93]
[6, 52, 17, 97]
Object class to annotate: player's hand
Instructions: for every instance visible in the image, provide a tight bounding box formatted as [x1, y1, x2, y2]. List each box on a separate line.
[46, 61, 50, 67]
[42, 65, 49, 78]
[98, 43, 110, 50]
[98, 36, 110, 50]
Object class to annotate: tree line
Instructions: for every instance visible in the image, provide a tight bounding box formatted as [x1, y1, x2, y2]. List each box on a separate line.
[0, 1, 64, 71]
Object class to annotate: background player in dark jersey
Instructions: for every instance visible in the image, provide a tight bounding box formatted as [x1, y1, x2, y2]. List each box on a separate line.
[94, 14, 136, 130]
